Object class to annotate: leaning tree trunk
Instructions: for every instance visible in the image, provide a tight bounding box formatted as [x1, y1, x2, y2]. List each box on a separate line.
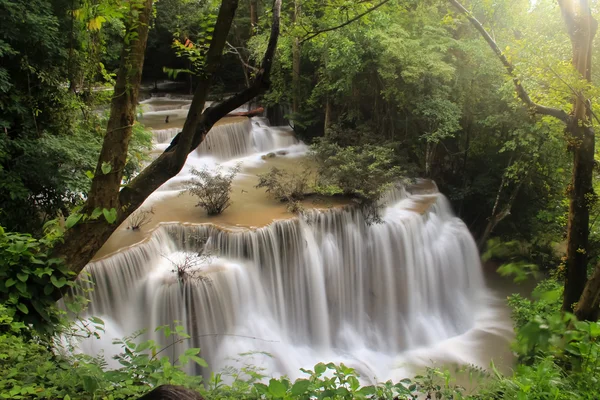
[448, 0, 598, 315]
[53, 0, 283, 284]
[85, 0, 153, 211]
[559, 0, 597, 313]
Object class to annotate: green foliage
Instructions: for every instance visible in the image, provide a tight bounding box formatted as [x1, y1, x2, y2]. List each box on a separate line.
[0, 226, 78, 334]
[184, 165, 240, 216]
[311, 139, 404, 204]
[0, 306, 204, 399]
[256, 167, 311, 212]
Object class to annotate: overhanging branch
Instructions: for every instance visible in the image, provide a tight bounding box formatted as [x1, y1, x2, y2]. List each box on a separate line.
[300, 0, 392, 44]
[448, 0, 570, 123]
[119, 0, 282, 209]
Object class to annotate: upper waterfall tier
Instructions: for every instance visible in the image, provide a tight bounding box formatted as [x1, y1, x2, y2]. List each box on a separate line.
[75, 184, 498, 381]
[151, 118, 297, 160]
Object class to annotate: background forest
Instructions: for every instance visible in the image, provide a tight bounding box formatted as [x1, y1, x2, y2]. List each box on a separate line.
[2, 0, 600, 398]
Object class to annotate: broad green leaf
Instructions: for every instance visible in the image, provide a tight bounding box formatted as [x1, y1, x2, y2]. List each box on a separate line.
[103, 208, 117, 224]
[66, 213, 83, 229]
[16, 303, 28, 314]
[101, 161, 112, 174]
[291, 379, 310, 396]
[268, 379, 287, 398]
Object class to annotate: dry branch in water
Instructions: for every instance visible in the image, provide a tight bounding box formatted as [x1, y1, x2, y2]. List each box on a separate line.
[127, 207, 155, 230]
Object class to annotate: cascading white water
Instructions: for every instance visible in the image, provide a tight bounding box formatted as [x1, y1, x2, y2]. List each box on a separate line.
[76, 185, 495, 380]
[153, 127, 181, 143]
[150, 116, 297, 160]
[73, 95, 512, 382]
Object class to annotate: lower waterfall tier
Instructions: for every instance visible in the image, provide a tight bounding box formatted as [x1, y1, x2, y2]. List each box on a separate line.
[74, 185, 510, 381]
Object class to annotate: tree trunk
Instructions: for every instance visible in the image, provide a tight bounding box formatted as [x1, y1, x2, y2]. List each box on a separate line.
[559, 0, 597, 312]
[292, 0, 301, 114]
[85, 0, 153, 212]
[250, 0, 258, 36]
[448, 0, 598, 315]
[324, 97, 332, 131]
[53, 0, 283, 282]
[575, 263, 600, 321]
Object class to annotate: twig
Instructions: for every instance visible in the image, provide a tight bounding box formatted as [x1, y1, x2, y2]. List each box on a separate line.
[151, 333, 280, 360]
[300, 0, 392, 44]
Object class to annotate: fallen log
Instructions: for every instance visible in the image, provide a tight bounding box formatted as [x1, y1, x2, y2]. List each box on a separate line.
[227, 106, 264, 117]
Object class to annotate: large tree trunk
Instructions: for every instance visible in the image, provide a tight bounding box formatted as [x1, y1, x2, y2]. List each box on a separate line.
[292, 0, 301, 114]
[564, 122, 595, 311]
[85, 0, 153, 211]
[53, 0, 283, 282]
[250, 0, 258, 36]
[575, 263, 600, 321]
[448, 0, 597, 314]
[559, 0, 597, 312]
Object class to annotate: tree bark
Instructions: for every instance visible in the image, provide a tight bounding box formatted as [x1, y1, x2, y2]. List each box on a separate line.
[449, 0, 598, 314]
[559, 0, 597, 312]
[85, 0, 153, 211]
[575, 263, 600, 321]
[250, 0, 258, 36]
[54, 0, 283, 281]
[292, 0, 301, 114]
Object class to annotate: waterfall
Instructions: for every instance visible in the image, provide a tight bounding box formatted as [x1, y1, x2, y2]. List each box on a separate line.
[74, 97, 511, 382]
[153, 127, 180, 144]
[75, 186, 491, 380]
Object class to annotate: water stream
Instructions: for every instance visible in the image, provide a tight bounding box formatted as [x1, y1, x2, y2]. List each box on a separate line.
[73, 95, 514, 382]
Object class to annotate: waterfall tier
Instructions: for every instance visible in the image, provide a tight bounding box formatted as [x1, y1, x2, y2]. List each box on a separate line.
[76, 186, 490, 380]
[152, 119, 297, 160]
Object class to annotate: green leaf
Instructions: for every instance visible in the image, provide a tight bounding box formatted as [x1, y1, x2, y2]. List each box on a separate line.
[44, 284, 54, 295]
[89, 316, 104, 326]
[103, 208, 117, 224]
[190, 355, 208, 367]
[291, 379, 310, 396]
[314, 362, 326, 375]
[66, 213, 83, 229]
[101, 162, 112, 175]
[16, 303, 28, 314]
[268, 379, 287, 398]
[50, 276, 67, 288]
[90, 208, 103, 220]
[16, 273, 28, 282]
[5, 278, 16, 287]
[85, 170, 94, 179]
[254, 383, 269, 394]
[356, 386, 376, 396]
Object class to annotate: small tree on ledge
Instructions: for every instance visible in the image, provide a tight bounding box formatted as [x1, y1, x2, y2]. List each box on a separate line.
[127, 207, 155, 230]
[183, 165, 240, 215]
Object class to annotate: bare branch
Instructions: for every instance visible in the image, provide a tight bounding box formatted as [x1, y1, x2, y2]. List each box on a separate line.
[119, 0, 282, 211]
[300, 0, 392, 44]
[448, 0, 570, 123]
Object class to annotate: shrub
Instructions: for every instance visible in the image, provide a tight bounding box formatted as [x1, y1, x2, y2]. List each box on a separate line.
[127, 207, 154, 230]
[163, 252, 212, 284]
[184, 165, 240, 216]
[255, 167, 311, 212]
[310, 140, 404, 204]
